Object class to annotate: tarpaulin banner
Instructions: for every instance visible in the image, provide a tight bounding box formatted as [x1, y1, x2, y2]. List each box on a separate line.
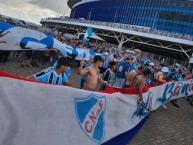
[0, 71, 193, 145]
[0, 22, 68, 51]
[0, 22, 98, 60]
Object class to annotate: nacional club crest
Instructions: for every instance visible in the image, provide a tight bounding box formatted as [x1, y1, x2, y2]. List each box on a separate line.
[75, 94, 106, 143]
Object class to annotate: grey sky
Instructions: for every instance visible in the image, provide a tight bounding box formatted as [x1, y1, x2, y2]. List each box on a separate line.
[0, 0, 71, 24]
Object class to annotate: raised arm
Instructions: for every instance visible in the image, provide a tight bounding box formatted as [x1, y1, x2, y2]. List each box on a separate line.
[132, 53, 140, 63]
[78, 60, 90, 75]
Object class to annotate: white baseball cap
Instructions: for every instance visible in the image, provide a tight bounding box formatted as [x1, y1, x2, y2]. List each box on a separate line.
[161, 67, 169, 73]
[149, 62, 155, 66]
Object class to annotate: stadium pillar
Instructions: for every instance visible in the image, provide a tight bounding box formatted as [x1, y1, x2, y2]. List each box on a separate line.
[189, 52, 193, 64]
[116, 33, 126, 51]
[118, 42, 123, 51]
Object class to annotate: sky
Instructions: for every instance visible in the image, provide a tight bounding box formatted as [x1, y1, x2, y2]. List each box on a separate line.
[0, 0, 71, 25]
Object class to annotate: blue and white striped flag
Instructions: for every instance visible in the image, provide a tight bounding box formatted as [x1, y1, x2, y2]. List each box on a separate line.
[83, 27, 93, 42]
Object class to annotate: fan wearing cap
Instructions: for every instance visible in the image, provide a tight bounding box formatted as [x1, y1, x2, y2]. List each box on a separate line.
[26, 57, 70, 85]
[149, 62, 155, 67]
[78, 55, 108, 91]
[51, 50, 71, 86]
[55, 50, 71, 78]
[155, 67, 169, 83]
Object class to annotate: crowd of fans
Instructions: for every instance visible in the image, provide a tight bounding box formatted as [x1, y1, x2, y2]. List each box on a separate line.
[41, 17, 193, 41]
[1, 31, 193, 107]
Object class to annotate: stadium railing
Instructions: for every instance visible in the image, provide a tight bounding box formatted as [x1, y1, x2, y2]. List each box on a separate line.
[41, 17, 193, 41]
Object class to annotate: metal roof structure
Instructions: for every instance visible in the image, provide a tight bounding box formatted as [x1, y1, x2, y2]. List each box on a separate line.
[40, 18, 193, 61]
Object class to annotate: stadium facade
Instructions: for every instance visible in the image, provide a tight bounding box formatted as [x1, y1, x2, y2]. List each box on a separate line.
[68, 0, 193, 35]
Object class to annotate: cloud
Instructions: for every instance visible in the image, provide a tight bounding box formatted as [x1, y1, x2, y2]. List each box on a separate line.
[28, 0, 70, 15]
[0, 0, 71, 24]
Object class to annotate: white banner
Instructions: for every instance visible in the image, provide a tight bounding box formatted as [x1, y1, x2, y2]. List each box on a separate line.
[0, 22, 99, 60]
[0, 22, 73, 54]
[0, 72, 193, 145]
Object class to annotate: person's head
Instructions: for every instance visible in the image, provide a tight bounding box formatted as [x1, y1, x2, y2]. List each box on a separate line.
[171, 68, 176, 74]
[136, 66, 144, 75]
[56, 57, 70, 72]
[61, 37, 66, 43]
[93, 55, 103, 67]
[125, 57, 133, 63]
[161, 67, 169, 74]
[142, 67, 151, 77]
[149, 62, 155, 68]
[178, 66, 184, 73]
[109, 61, 117, 72]
[182, 73, 185, 79]
[187, 68, 192, 74]
[89, 56, 94, 63]
[58, 50, 67, 58]
[160, 63, 165, 67]
[107, 49, 111, 54]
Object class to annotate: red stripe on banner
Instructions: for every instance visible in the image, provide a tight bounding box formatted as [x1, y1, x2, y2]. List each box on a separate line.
[102, 82, 168, 94]
[0, 70, 57, 86]
[0, 70, 169, 94]
[102, 85, 148, 94]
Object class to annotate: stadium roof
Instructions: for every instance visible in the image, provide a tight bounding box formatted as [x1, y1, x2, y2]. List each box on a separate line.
[41, 18, 193, 61]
